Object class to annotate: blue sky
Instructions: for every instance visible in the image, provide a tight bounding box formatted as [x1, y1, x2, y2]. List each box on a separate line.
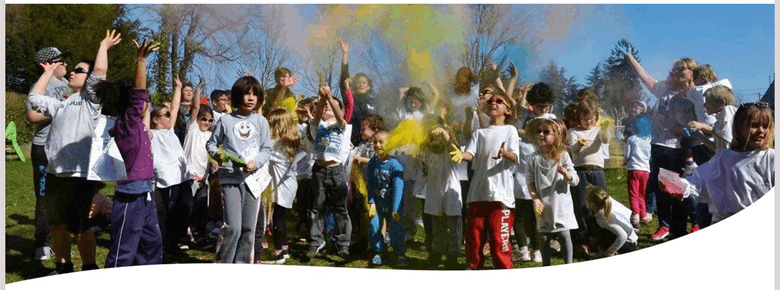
[126, 4, 774, 105]
[521, 4, 774, 105]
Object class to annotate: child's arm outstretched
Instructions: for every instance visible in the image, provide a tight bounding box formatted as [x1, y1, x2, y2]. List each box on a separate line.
[27, 62, 65, 117]
[322, 86, 346, 129]
[206, 119, 226, 164]
[128, 39, 159, 120]
[601, 222, 628, 257]
[343, 76, 354, 121]
[189, 76, 205, 126]
[170, 74, 183, 125]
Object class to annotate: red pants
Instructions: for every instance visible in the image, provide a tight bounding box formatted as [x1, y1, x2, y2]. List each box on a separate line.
[627, 170, 649, 218]
[466, 201, 514, 269]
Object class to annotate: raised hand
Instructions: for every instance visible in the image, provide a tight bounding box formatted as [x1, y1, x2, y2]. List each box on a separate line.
[173, 74, 182, 88]
[100, 29, 122, 50]
[337, 38, 349, 53]
[509, 62, 518, 77]
[493, 142, 506, 159]
[318, 86, 332, 100]
[449, 143, 464, 163]
[282, 74, 298, 88]
[197, 75, 206, 89]
[132, 39, 160, 59]
[39, 62, 63, 74]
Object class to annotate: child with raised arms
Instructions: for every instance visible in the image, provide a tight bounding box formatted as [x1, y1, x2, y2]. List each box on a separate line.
[183, 76, 215, 244]
[526, 119, 579, 265]
[449, 90, 519, 269]
[150, 74, 196, 258]
[206, 76, 272, 263]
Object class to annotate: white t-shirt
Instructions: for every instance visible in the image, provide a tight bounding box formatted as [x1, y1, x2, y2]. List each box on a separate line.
[213, 110, 226, 124]
[152, 127, 193, 188]
[568, 127, 605, 168]
[682, 148, 774, 223]
[423, 152, 463, 216]
[183, 121, 212, 179]
[713, 105, 737, 153]
[594, 197, 638, 253]
[526, 152, 579, 233]
[624, 135, 651, 172]
[685, 79, 732, 127]
[268, 141, 300, 209]
[650, 81, 682, 148]
[465, 125, 520, 208]
[311, 120, 352, 164]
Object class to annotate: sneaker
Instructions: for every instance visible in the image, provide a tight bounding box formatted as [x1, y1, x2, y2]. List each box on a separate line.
[397, 255, 408, 267]
[34, 246, 54, 261]
[651, 226, 670, 241]
[338, 246, 350, 257]
[49, 262, 74, 276]
[641, 214, 653, 225]
[682, 160, 698, 177]
[690, 224, 701, 233]
[371, 254, 383, 266]
[631, 214, 640, 228]
[263, 253, 287, 264]
[307, 242, 326, 258]
[416, 217, 424, 228]
[532, 250, 542, 263]
[281, 249, 290, 259]
[512, 247, 531, 262]
[178, 243, 190, 251]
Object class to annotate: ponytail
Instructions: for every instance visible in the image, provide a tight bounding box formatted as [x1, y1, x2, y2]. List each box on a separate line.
[585, 185, 611, 220]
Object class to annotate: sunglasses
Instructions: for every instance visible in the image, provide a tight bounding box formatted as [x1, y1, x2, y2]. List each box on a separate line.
[539, 129, 553, 135]
[487, 98, 506, 105]
[199, 118, 213, 123]
[739, 102, 770, 109]
[72, 67, 88, 74]
[158, 111, 171, 118]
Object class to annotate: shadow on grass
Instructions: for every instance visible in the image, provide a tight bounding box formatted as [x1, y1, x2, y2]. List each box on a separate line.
[5, 234, 54, 280]
[8, 214, 34, 227]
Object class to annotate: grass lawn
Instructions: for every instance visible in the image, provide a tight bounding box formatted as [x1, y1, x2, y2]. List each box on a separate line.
[6, 158, 670, 284]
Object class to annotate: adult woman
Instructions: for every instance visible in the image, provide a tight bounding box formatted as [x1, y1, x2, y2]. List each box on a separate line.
[338, 39, 378, 146]
[626, 52, 705, 241]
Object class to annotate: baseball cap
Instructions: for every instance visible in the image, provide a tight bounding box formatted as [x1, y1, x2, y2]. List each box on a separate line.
[34, 47, 71, 64]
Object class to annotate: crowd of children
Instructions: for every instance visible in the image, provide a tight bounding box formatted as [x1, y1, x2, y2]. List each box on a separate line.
[27, 32, 774, 273]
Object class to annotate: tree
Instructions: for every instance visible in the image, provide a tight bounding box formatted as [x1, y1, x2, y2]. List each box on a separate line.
[6, 4, 140, 94]
[460, 4, 538, 84]
[586, 63, 604, 96]
[537, 60, 576, 115]
[143, 4, 265, 97]
[601, 39, 644, 115]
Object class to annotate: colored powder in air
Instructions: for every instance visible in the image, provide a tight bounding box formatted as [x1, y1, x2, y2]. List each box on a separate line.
[385, 119, 427, 155]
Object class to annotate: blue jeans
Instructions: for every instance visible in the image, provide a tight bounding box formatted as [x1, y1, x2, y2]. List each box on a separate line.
[649, 145, 690, 236]
[31, 144, 50, 248]
[570, 167, 607, 245]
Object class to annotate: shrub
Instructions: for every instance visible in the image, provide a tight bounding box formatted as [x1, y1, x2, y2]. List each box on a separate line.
[5, 91, 34, 145]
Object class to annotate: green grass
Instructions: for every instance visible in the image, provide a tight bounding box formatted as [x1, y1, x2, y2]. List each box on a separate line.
[6, 159, 667, 283]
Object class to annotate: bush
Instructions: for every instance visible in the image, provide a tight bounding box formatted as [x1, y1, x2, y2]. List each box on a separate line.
[5, 91, 34, 145]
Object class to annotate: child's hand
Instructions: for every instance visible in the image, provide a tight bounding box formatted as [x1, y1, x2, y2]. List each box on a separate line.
[557, 164, 571, 181]
[493, 142, 506, 160]
[431, 127, 450, 141]
[391, 211, 401, 222]
[688, 121, 704, 131]
[464, 105, 475, 117]
[210, 160, 219, 172]
[197, 75, 206, 90]
[39, 62, 64, 74]
[368, 204, 376, 217]
[337, 38, 349, 54]
[244, 161, 256, 173]
[132, 39, 160, 59]
[449, 144, 464, 163]
[214, 149, 227, 164]
[100, 29, 122, 50]
[173, 74, 182, 89]
[282, 74, 298, 88]
[318, 86, 332, 100]
[533, 199, 544, 215]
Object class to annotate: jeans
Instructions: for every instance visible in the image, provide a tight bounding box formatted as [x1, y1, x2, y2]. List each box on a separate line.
[513, 199, 539, 250]
[31, 144, 50, 248]
[308, 165, 351, 248]
[570, 167, 607, 245]
[649, 145, 689, 236]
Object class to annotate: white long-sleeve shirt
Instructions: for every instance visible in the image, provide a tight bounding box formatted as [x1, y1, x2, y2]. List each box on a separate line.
[682, 148, 774, 222]
[594, 197, 638, 253]
[526, 152, 580, 233]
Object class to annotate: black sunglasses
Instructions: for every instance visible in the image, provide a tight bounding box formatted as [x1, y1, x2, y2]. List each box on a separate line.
[487, 98, 505, 105]
[158, 111, 171, 118]
[540, 129, 553, 135]
[199, 117, 213, 123]
[72, 67, 89, 74]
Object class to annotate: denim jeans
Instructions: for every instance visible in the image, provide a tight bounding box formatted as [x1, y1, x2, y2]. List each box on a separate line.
[308, 164, 351, 248]
[649, 145, 689, 236]
[570, 167, 607, 245]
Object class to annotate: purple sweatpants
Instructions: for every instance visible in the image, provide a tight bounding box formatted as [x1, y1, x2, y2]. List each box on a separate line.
[105, 191, 163, 267]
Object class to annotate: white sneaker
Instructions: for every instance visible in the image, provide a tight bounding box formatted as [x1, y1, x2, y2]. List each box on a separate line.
[512, 247, 531, 262]
[532, 250, 543, 263]
[34, 246, 54, 260]
[631, 213, 640, 228]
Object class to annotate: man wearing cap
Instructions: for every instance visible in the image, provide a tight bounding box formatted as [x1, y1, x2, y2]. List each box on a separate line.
[25, 47, 72, 261]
